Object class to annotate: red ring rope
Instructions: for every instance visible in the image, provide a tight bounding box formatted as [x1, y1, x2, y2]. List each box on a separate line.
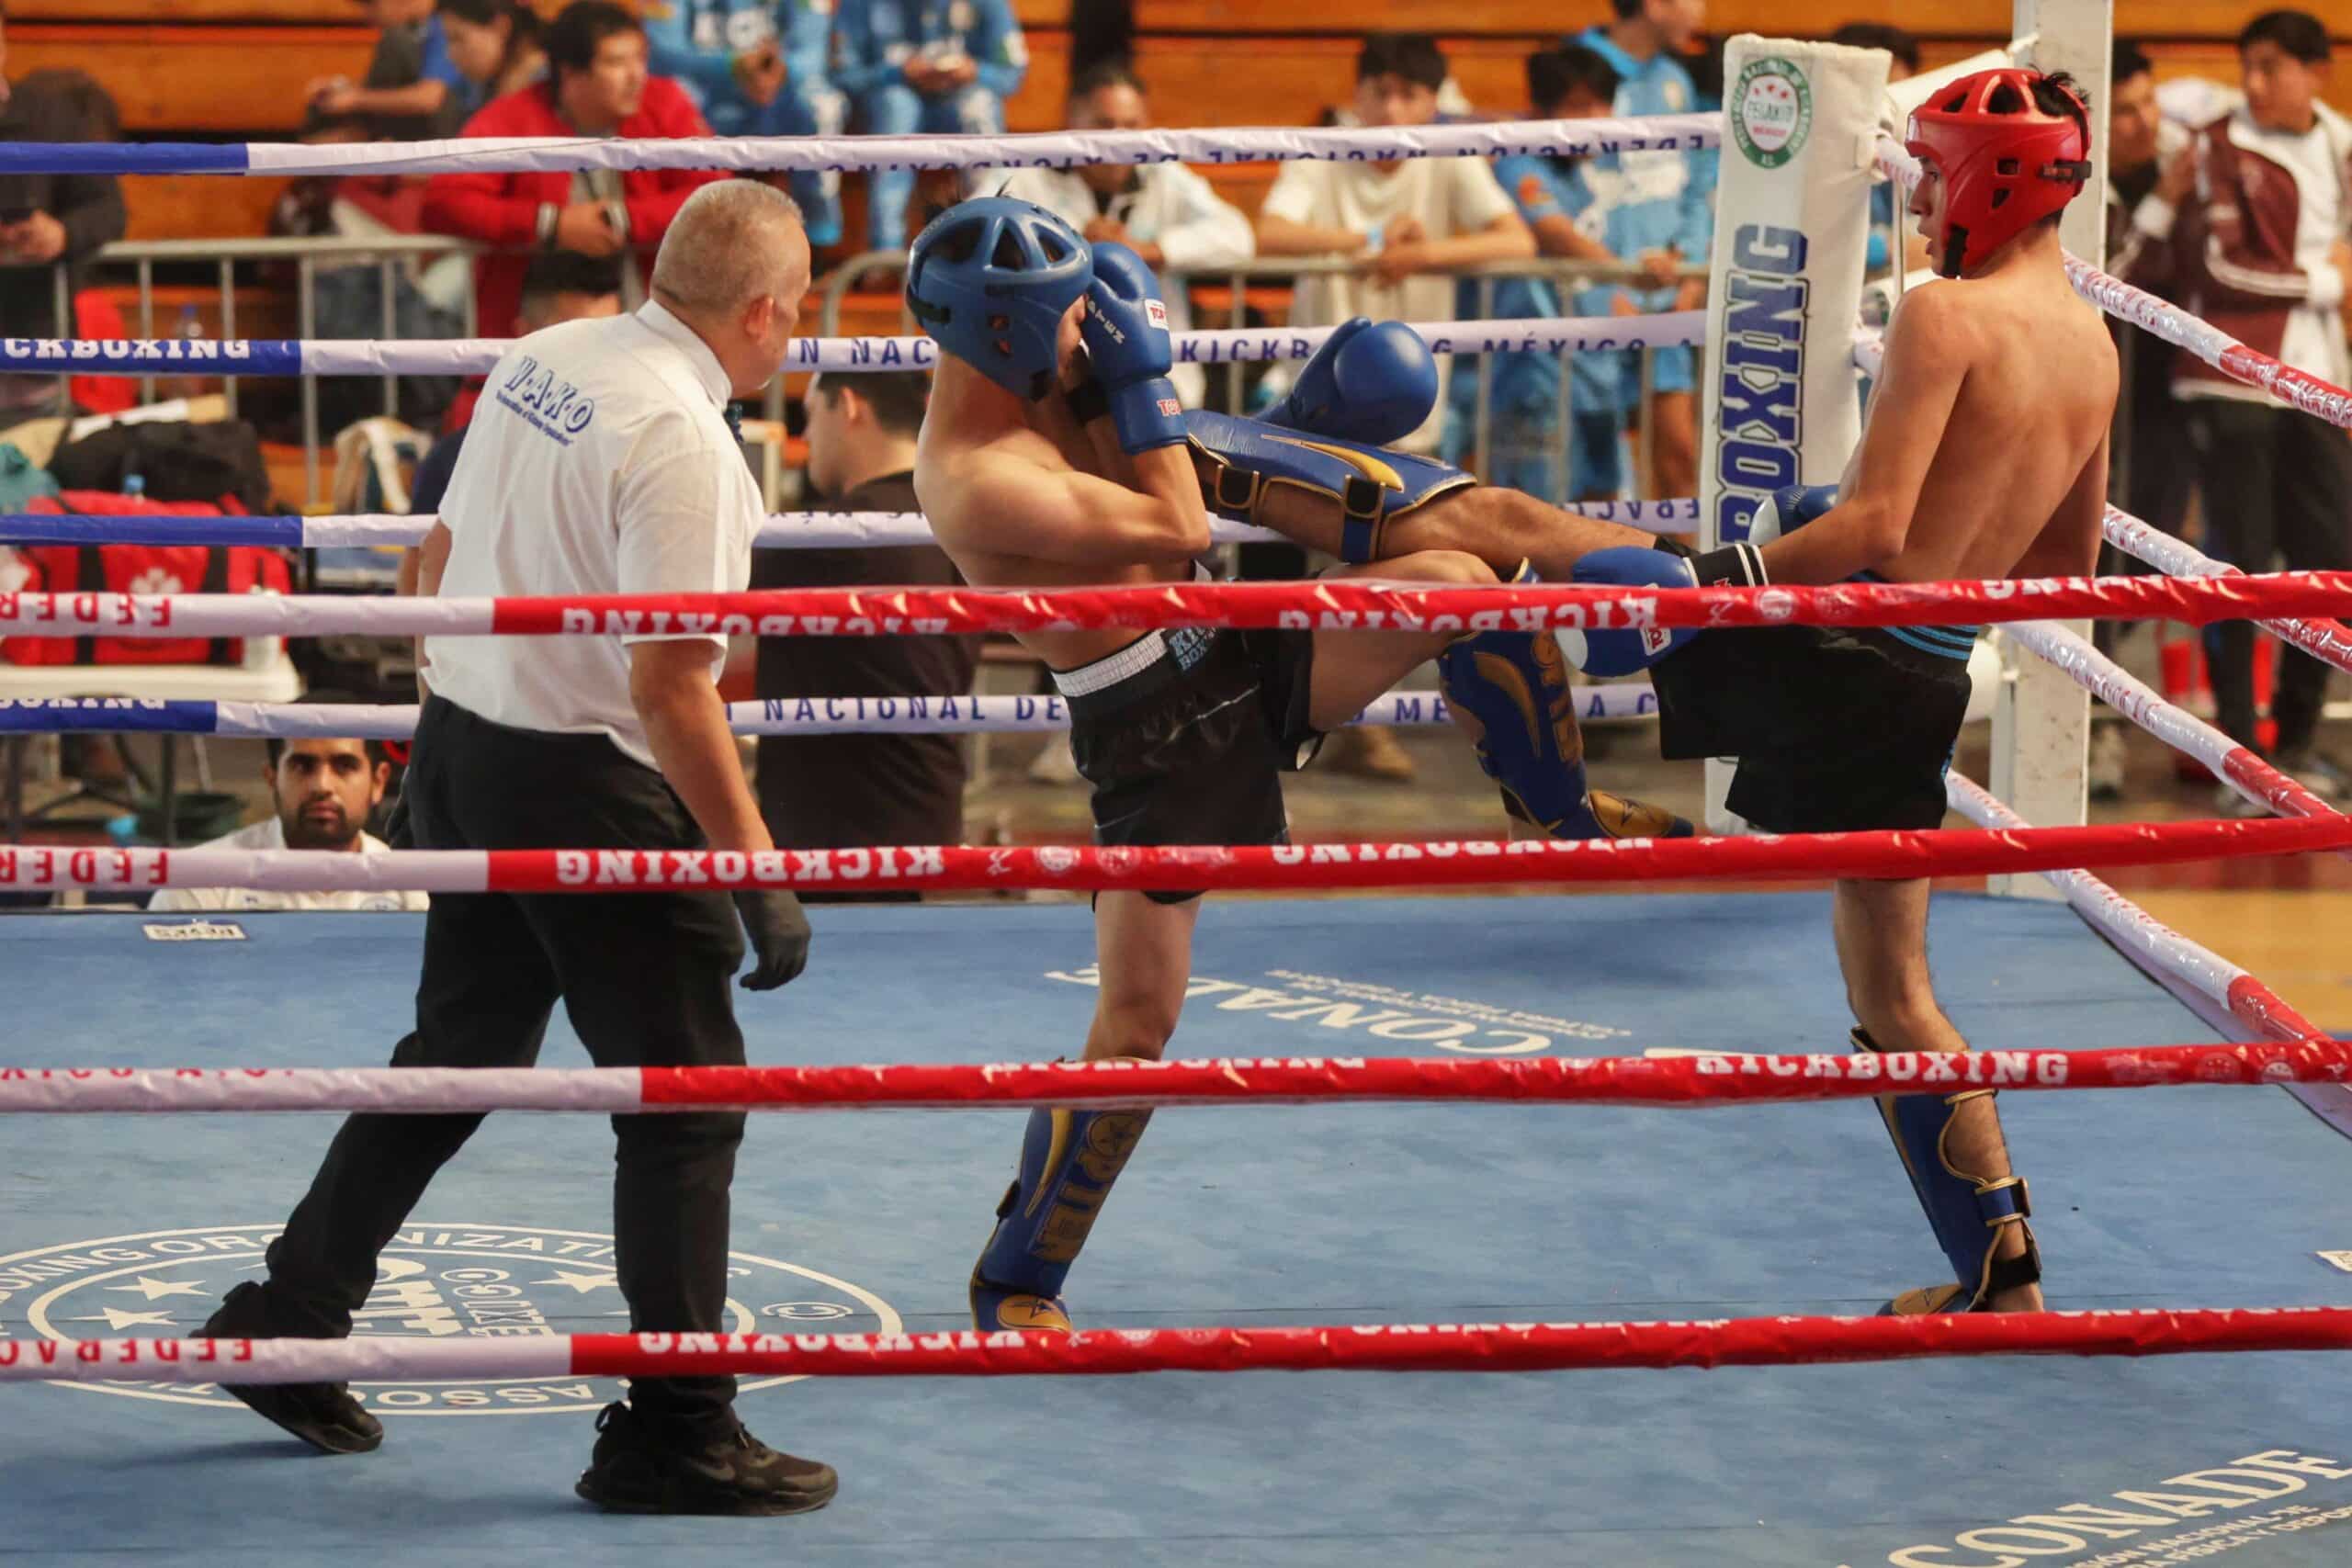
[6, 1308, 2349, 1385]
[21, 815, 2352, 897]
[4, 1040, 2347, 1115]
[9, 570, 2352, 641]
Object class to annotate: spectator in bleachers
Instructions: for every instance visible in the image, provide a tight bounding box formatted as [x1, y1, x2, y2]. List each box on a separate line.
[0, 33, 124, 423]
[422, 1, 725, 334]
[439, 0, 548, 118]
[408, 254, 625, 517]
[148, 721, 427, 915]
[753, 369, 978, 879]
[1444, 44, 1632, 504]
[1571, 2, 1713, 504]
[1255, 33, 1535, 457]
[639, 3, 848, 246]
[1828, 21, 1922, 279]
[835, 0, 1028, 252]
[2139, 9, 2352, 797]
[304, 0, 469, 142]
[997, 62, 1253, 409]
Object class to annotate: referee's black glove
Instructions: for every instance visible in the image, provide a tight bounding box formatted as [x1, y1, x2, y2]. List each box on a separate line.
[732, 889, 812, 991]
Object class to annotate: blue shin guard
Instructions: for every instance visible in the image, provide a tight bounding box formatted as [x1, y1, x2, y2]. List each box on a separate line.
[1436, 569, 1693, 841]
[1854, 1029, 2042, 1314]
[970, 1105, 1153, 1333]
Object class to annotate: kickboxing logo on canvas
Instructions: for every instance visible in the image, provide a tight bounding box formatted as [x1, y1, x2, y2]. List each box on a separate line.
[1046, 965, 1629, 1053]
[1859, 1448, 2352, 1567]
[0, 1224, 898, 1416]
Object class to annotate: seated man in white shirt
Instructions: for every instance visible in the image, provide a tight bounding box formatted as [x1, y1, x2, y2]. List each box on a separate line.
[148, 723, 424, 914]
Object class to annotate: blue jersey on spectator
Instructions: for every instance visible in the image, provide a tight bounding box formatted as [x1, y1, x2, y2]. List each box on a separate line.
[417, 16, 475, 117]
[831, 0, 1026, 99]
[639, 1, 834, 135]
[835, 0, 1027, 248]
[638, 1, 849, 243]
[1449, 154, 1625, 423]
[1573, 27, 1713, 398]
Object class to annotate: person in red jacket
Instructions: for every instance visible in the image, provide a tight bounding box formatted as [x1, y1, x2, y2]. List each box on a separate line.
[423, 0, 725, 335]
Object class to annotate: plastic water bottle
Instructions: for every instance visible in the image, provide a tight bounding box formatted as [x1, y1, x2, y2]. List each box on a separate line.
[123, 474, 144, 502]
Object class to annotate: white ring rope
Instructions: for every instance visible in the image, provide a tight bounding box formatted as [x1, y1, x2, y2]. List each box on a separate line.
[0, 686, 1660, 739]
[0, 312, 1706, 378]
[0, 114, 1722, 180]
[0, 500, 1702, 553]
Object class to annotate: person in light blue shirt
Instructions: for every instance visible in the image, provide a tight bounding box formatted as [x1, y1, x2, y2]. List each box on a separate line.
[1442, 44, 1634, 502]
[834, 0, 1028, 250]
[1571, 0, 1712, 502]
[638, 1, 849, 244]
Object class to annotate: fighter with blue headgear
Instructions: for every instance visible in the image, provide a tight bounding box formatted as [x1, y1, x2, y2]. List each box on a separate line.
[905, 197, 1690, 1335]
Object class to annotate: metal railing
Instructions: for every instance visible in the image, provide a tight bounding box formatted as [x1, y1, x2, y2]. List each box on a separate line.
[40, 233, 482, 508]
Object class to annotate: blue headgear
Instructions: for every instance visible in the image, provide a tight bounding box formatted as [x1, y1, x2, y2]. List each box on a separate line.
[905, 197, 1091, 400]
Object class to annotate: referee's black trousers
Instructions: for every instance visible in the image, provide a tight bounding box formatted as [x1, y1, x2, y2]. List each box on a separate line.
[258, 696, 752, 1431]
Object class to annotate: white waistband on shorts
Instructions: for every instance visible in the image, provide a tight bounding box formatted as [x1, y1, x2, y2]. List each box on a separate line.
[1050, 630, 1176, 699]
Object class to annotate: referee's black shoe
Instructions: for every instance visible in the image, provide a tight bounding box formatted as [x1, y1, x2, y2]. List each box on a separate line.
[574, 1402, 838, 1517]
[198, 1281, 384, 1455]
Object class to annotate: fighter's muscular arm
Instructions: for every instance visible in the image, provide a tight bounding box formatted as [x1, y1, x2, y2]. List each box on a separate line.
[1758, 288, 1969, 585]
[956, 451, 1212, 568]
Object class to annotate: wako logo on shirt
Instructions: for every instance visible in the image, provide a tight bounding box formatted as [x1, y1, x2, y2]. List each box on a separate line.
[494, 354, 598, 445]
[0, 1223, 899, 1416]
[1730, 57, 1813, 169]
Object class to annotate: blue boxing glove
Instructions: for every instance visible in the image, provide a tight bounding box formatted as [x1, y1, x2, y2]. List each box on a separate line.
[1264, 318, 1440, 446]
[1079, 241, 1185, 453]
[1561, 540, 1767, 676]
[1747, 484, 1838, 547]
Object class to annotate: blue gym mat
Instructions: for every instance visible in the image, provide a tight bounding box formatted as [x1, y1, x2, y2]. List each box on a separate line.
[3, 893, 2350, 1567]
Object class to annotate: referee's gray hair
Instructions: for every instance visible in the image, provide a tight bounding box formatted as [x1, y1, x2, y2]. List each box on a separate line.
[650, 180, 808, 316]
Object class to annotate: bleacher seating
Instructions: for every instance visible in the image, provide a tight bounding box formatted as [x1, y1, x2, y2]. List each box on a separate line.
[9, 3, 2346, 258]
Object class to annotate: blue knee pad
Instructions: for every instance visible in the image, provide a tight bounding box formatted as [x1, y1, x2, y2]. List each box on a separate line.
[971, 1104, 1153, 1328]
[1854, 1028, 2042, 1314]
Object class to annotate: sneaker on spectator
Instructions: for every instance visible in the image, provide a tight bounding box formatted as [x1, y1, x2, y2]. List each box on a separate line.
[2087, 725, 2128, 803]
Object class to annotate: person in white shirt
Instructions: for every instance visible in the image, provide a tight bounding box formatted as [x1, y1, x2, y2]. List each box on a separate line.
[147, 728, 425, 914]
[996, 62, 1254, 408]
[198, 179, 838, 1520]
[1253, 32, 1534, 456]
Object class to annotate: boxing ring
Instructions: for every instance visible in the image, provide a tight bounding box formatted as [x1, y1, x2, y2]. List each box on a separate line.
[10, 4, 2352, 1562]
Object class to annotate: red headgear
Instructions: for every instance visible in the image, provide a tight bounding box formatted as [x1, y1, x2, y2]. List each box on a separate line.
[1905, 67, 2093, 278]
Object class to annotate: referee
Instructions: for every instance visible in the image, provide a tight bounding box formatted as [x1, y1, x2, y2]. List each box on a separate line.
[200, 181, 833, 1518]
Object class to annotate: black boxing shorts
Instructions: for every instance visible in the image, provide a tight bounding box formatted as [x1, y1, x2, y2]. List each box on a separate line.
[1647, 617, 1979, 836]
[1057, 625, 1320, 905]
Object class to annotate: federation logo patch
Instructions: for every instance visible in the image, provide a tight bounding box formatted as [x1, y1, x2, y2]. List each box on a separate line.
[0, 1223, 898, 1417]
[1730, 57, 1814, 170]
[1145, 299, 1168, 329]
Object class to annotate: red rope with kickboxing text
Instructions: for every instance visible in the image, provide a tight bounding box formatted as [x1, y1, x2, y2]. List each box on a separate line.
[6, 1308, 2352, 1385]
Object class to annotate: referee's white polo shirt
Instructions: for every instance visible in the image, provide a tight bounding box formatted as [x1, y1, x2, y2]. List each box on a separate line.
[424, 300, 761, 769]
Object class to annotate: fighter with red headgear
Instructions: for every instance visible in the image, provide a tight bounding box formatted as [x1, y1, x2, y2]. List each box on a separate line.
[1555, 65, 2116, 1313]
